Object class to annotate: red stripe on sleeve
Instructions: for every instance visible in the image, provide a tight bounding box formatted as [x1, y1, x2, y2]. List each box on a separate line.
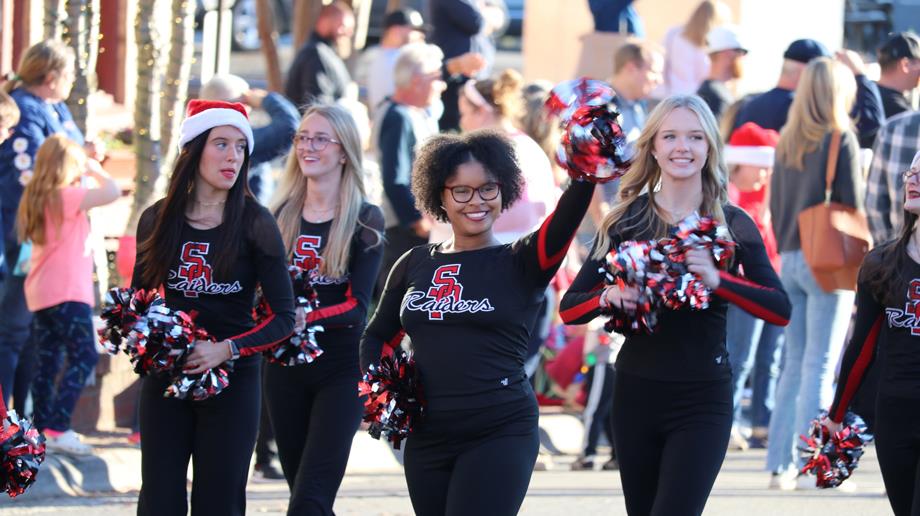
[715, 272, 789, 326]
[233, 314, 291, 356]
[560, 295, 602, 323]
[536, 211, 572, 271]
[830, 315, 883, 422]
[307, 284, 358, 324]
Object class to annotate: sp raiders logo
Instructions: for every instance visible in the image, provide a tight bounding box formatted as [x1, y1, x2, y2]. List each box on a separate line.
[886, 279, 920, 336]
[167, 242, 243, 297]
[293, 235, 323, 272]
[403, 264, 494, 320]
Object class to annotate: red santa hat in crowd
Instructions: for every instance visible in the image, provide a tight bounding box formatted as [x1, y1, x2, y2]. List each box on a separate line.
[177, 99, 254, 154]
[724, 122, 779, 168]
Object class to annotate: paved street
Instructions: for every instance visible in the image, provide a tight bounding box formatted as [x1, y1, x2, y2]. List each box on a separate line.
[0, 447, 892, 515]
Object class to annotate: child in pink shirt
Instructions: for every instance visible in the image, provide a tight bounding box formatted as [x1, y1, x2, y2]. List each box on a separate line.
[17, 135, 119, 455]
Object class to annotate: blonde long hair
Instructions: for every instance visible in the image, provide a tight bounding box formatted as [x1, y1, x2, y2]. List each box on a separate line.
[270, 104, 381, 278]
[682, 1, 729, 47]
[776, 57, 856, 170]
[593, 95, 729, 259]
[17, 135, 85, 245]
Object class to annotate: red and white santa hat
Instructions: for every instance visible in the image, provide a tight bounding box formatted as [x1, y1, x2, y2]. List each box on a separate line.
[178, 99, 254, 154]
[724, 122, 779, 168]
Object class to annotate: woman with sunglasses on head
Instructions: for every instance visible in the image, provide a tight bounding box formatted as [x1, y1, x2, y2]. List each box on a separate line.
[559, 95, 791, 516]
[264, 104, 384, 516]
[360, 130, 595, 516]
[132, 100, 294, 516]
[825, 152, 920, 515]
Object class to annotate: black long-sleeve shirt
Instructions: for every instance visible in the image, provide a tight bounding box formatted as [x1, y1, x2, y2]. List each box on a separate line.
[291, 203, 384, 372]
[828, 247, 920, 423]
[559, 196, 791, 382]
[284, 33, 351, 110]
[132, 199, 295, 360]
[360, 180, 595, 410]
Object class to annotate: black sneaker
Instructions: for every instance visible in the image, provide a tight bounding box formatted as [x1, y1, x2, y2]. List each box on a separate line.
[601, 458, 619, 470]
[253, 462, 285, 481]
[570, 457, 595, 471]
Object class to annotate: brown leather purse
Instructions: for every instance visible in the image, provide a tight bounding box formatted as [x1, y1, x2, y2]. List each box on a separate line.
[797, 131, 872, 293]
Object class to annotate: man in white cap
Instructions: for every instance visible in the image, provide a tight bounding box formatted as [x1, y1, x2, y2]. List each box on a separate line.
[696, 26, 747, 122]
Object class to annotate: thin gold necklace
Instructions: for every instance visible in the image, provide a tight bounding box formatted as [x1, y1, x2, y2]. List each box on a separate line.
[195, 199, 226, 207]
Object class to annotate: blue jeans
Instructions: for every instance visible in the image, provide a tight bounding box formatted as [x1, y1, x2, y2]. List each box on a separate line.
[766, 250, 854, 473]
[726, 305, 784, 429]
[31, 301, 98, 432]
[0, 238, 34, 406]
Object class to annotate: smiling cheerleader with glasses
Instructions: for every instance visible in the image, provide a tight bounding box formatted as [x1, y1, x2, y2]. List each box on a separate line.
[360, 129, 595, 516]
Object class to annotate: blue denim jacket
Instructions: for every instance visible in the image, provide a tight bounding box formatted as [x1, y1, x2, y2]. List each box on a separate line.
[0, 89, 84, 249]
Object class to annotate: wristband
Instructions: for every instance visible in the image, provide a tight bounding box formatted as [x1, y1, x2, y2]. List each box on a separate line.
[227, 339, 240, 360]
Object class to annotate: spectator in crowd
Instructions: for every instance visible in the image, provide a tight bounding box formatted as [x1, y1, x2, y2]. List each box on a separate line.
[200, 74, 299, 204]
[361, 8, 486, 119]
[364, 8, 428, 114]
[0, 40, 100, 408]
[0, 90, 21, 281]
[588, 41, 664, 227]
[723, 122, 784, 451]
[734, 39, 883, 148]
[285, 1, 355, 110]
[697, 26, 747, 123]
[765, 57, 863, 490]
[372, 43, 445, 295]
[875, 32, 920, 119]
[866, 110, 920, 245]
[570, 333, 619, 471]
[520, 80, 566, 186]
[18, 135, 119, 455]
[430, 0, 506, 131]
[659, 0, 730, 97]
[588, 0, 643, 36]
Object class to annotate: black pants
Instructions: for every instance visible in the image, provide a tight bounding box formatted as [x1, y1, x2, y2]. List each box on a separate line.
[376, 226, 428, 299]
[404, 398, 540, 516]
[874, 394, 920, 516]
[263, 360, 363, 516]
[612, 370, 732, 516]
[255, 360, 276, 466]
[136, 358, 261, 516]
[583, 363, 616, 458]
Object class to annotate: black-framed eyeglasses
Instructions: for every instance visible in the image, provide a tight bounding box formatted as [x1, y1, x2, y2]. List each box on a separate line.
[902, 168, 920, 183]
[292, 133, 341, 151]
[443, 182, 502, 203]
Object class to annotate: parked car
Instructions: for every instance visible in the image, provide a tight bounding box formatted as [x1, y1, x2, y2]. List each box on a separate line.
[196, 0, 291, 51]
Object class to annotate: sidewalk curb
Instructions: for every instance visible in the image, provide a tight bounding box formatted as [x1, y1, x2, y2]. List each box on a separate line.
[0, 446, 142, 506]
[0, 412, 585, 504]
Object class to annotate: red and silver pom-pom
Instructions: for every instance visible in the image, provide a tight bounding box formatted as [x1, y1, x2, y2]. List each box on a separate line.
[600, 214, 735, 333]
[255, 265, 325, 366]
[799, 411, 873, 489]
[545, 78, 631, 184]
[99, 287, 232, 401]
[0, 408, 45, 498]
[358, 351, 424, 450]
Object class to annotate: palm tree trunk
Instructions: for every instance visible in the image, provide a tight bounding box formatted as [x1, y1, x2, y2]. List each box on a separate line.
[44, 0, 66, 40]
[127, 0, 163, 234]
[64, 0, 92, 134]
[256, 0, 283, 92]
[293, 0, 323, 51]
[159, 0, 196, 176]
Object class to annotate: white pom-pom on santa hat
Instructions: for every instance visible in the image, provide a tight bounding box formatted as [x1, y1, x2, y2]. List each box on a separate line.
[178, 99, 255, 154]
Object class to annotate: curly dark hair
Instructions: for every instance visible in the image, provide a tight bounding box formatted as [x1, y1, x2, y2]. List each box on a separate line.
[411, 130, 525, 222]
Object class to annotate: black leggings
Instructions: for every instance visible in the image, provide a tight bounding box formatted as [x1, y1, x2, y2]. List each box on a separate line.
[583, 363, 616, 458]
[137, 358, 261, 516]
[874, 394, 920, 516]
[403, 398, 540, 516]
[263, 362, 363, 516]
[611, 370, 732, 516]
